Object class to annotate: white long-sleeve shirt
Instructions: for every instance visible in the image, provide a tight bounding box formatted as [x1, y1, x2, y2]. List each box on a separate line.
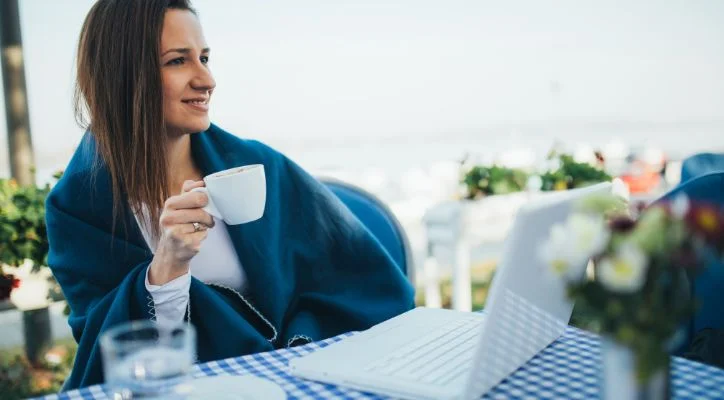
[136, 214, 247, 327]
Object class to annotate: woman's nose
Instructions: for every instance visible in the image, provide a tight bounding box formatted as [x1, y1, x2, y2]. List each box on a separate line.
[191, 64, 216, 92]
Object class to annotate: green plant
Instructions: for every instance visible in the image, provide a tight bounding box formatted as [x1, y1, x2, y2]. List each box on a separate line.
[541, 153, 612, 191]
[460, 150, 610, 199]
[0, 178, 51, 271]
[0, 354, 34, 399]
[0, 340, 77, 399]
[0, 174, 64, 302]
[461, 165, 528, 199]
[541, 194, 724, 382]
[540, 154, 611, 191]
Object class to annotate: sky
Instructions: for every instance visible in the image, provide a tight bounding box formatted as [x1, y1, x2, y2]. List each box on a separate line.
[1, 0, 723, 181]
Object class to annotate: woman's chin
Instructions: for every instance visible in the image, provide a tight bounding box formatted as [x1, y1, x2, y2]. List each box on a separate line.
[168, 120, 211, 135]
[192, 120, 212, 133]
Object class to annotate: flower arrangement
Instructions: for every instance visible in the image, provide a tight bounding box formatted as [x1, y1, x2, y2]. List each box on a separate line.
[540, 193, 724, 382]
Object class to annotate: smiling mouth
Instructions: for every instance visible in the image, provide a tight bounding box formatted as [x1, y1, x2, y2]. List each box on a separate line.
[182, 98, 210, 111]
[183, 99, 209, 105]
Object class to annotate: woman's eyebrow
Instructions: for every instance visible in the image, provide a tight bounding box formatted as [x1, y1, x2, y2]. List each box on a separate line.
[161, 47, 210, 56]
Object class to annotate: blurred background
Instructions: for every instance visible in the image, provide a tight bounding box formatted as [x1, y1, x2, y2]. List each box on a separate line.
[1, 0, 723, 396]
[4, 0, 724, 185]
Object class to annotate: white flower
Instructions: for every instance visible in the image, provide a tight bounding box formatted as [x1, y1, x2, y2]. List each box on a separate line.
[539, 213, 608, 281]
[568, 213, 610, 257]
[540, 223, 578, 279]
[597, 243, 649, 293]
[670, 194, 690, 220]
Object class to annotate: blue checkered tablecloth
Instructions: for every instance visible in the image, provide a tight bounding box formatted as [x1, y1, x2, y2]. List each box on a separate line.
[37, 325, 724, 400]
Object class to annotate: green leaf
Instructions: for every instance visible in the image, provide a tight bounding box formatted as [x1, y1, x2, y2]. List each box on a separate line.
[0, 178, 51, 270]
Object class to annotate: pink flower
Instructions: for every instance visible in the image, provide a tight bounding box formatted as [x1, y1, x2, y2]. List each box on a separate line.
[0, 274, 19, 301]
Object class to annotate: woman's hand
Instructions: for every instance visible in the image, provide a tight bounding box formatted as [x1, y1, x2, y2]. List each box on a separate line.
[148, 180, 215, 285]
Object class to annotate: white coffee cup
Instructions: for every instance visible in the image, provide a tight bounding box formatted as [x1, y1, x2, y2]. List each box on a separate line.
[191, 164, 266, 225]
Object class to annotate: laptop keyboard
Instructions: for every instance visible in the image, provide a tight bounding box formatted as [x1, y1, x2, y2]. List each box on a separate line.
[364, 316, 483, 385]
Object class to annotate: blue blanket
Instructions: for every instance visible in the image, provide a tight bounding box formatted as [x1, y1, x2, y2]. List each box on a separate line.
[46, 124, 415, 389]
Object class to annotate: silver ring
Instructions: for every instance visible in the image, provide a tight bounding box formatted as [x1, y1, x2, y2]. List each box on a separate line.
[192, 222, 203, 232]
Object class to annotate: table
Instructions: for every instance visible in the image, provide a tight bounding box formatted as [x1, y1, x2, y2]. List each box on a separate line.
[38, 325, 724, 400]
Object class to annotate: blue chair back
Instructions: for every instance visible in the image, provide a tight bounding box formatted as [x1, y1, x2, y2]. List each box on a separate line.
[653, 172, 724, 351]
[320, 177, 412, 279]
[680, 152, 724, 183]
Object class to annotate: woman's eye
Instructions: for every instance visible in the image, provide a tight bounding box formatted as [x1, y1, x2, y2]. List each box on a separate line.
[167, 57, 185, 66]
[200, 56, 209, 64]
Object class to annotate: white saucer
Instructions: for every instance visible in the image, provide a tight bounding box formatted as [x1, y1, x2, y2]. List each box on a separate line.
[189, 375, 287, 400]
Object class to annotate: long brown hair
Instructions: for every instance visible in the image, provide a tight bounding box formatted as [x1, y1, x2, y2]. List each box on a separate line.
[74, 0, 196, 239]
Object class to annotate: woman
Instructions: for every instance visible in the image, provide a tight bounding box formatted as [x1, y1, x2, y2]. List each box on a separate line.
[46, 0, 414, 389]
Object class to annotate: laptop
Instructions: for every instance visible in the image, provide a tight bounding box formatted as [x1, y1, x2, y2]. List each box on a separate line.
[289, 182, 613, 400]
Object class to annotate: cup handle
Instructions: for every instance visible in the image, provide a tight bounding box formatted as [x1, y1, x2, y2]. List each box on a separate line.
[190, 187, 222, 220]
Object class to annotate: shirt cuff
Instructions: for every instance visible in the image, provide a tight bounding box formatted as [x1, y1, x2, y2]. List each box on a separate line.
[145, 265, 192, 303]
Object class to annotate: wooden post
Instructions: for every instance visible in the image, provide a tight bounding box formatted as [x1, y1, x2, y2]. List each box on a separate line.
[1, 0, 36, 186]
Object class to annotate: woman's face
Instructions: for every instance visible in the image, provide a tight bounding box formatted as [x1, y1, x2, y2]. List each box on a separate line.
[160, 9, 216, 136]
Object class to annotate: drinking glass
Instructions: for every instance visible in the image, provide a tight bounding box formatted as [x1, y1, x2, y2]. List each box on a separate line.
[100, 320, 196, 399]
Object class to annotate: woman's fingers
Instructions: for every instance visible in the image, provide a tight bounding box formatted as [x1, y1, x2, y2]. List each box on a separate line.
[181, 180, 205, 193]
[164, 190, 209, 211]
[160, 208, 214, 228]
[155, 180, 214, 262]
[164, 225, 209, 247]
[150, 181, 212, 283]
